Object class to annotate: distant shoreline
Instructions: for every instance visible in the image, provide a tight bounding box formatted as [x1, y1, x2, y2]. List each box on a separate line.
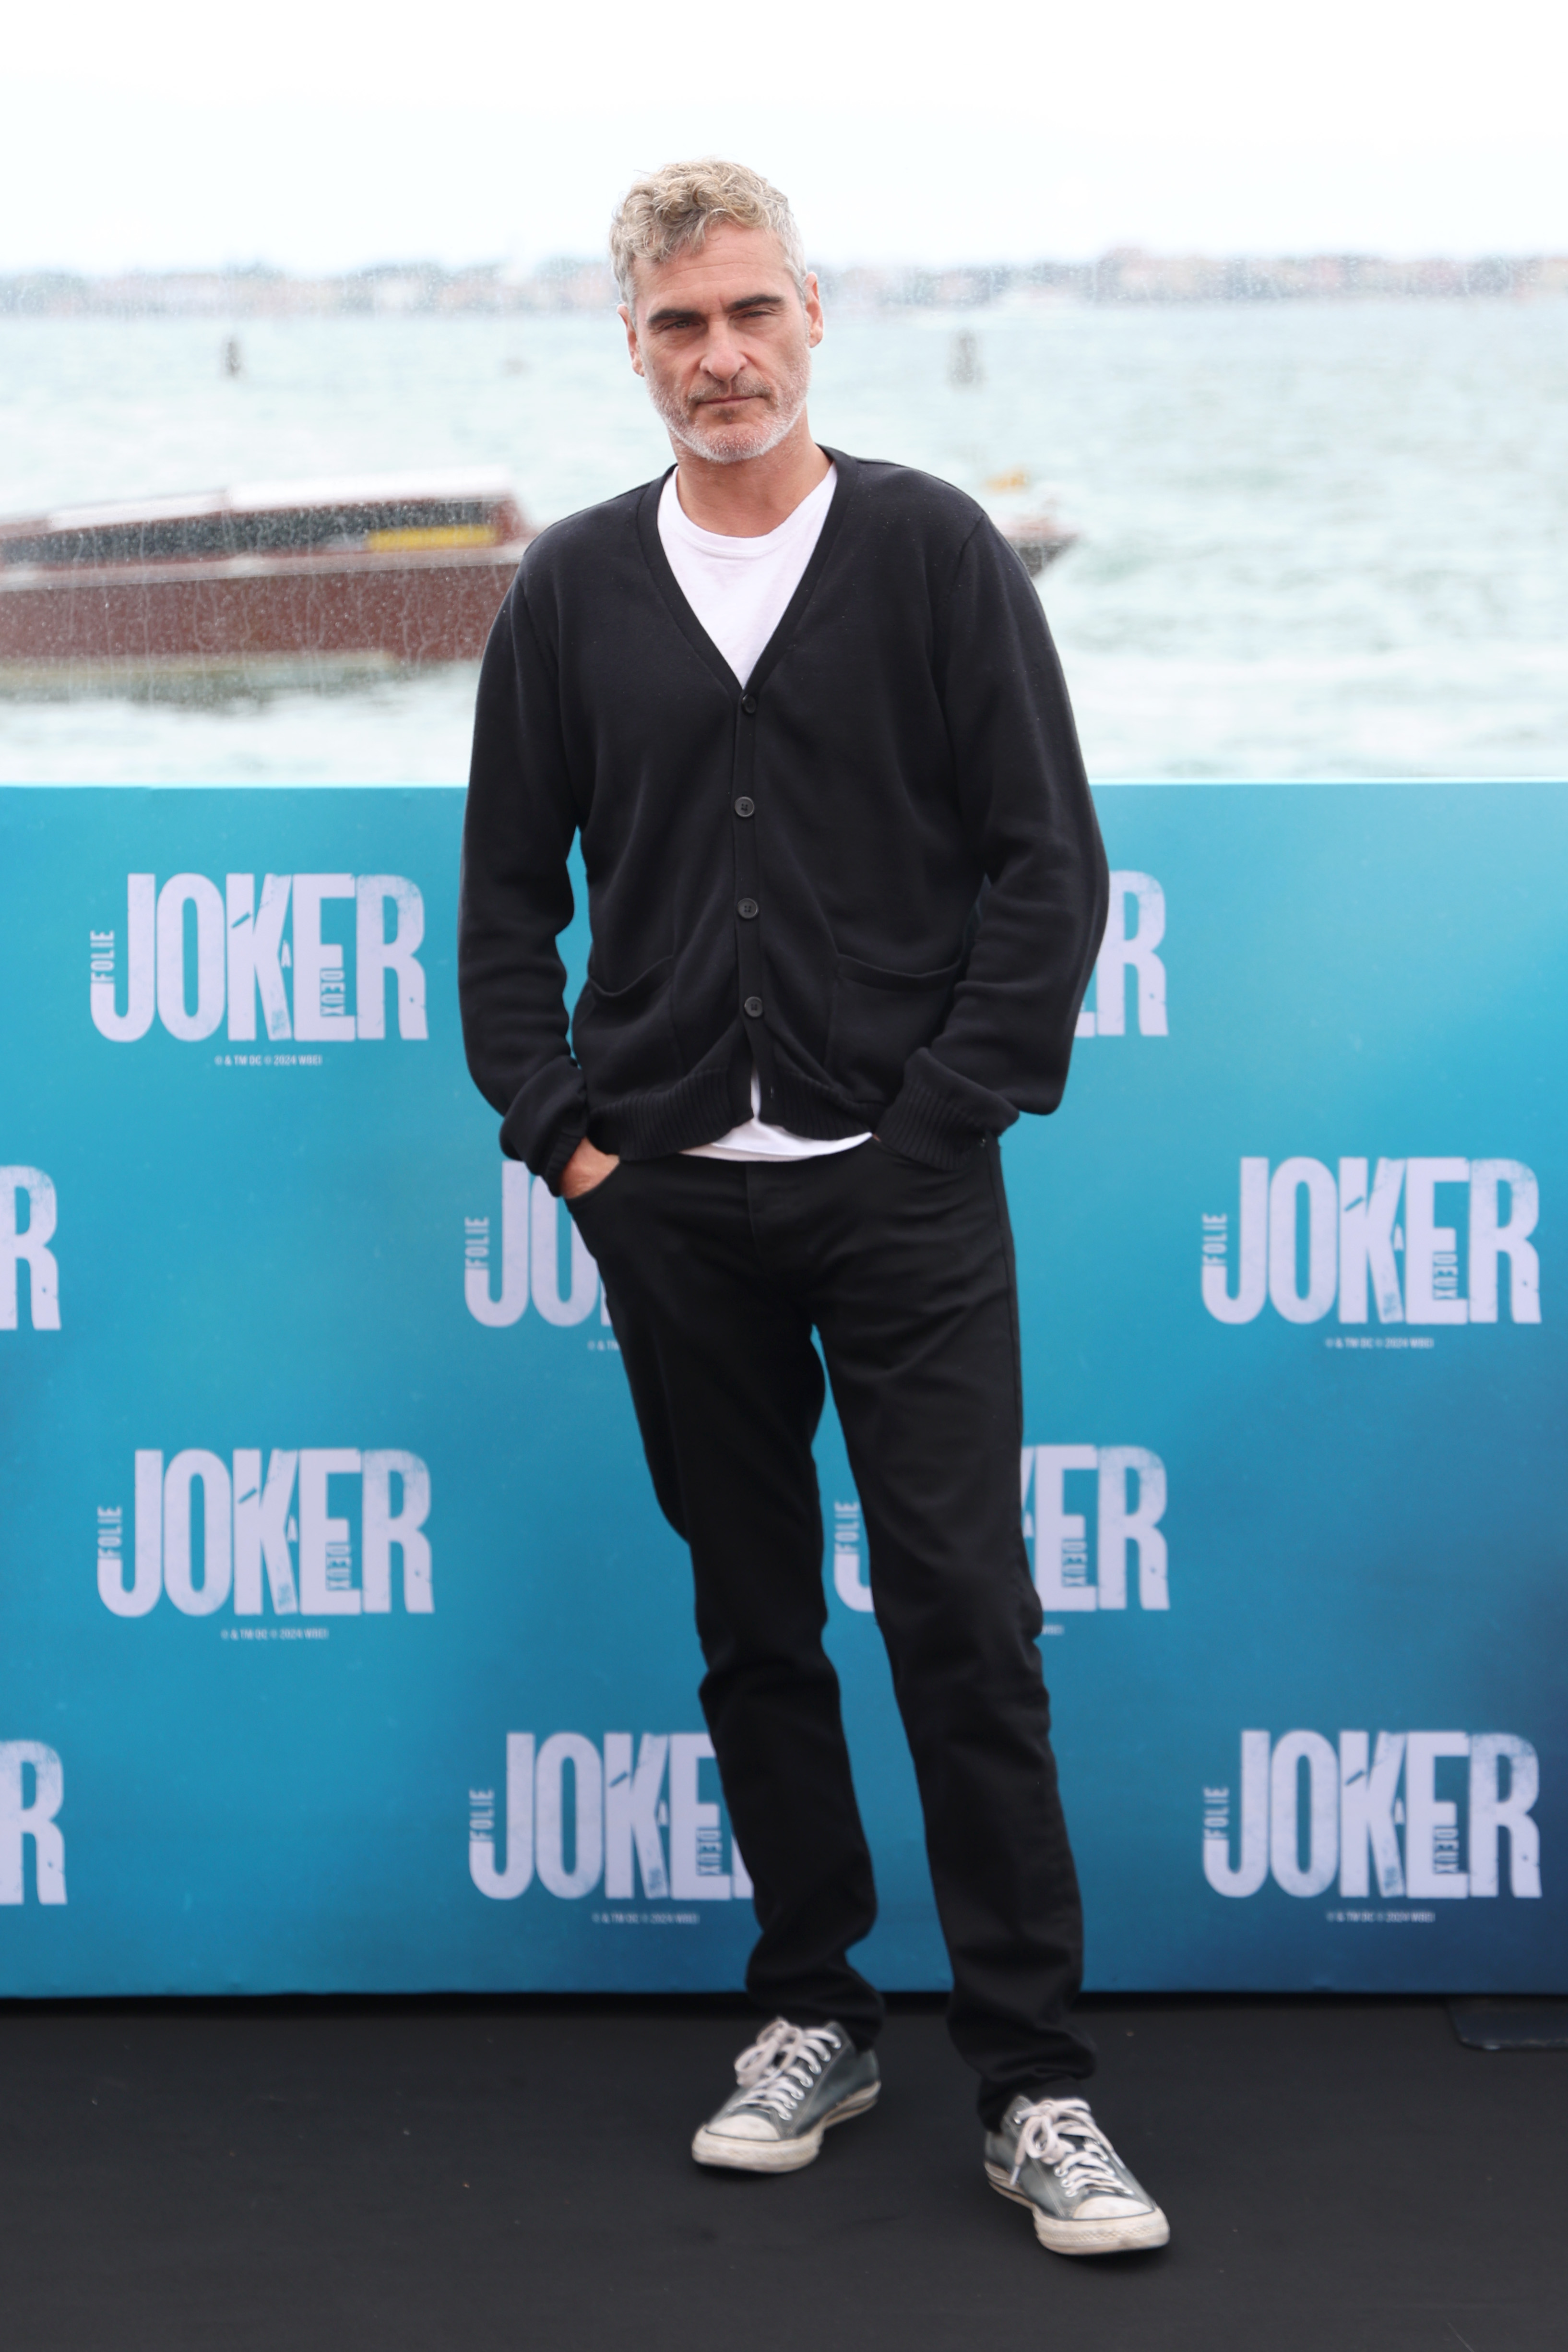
[6, 251, 1568, 319]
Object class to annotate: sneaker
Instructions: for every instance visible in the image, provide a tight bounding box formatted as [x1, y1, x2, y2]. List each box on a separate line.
[984, 2093, 1170, 2255]
[691, 2018, 880, 2173]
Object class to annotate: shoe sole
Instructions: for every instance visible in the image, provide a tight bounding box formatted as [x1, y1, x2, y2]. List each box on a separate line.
[691, 2082, 881, 2173]
[985, 2162, 1171, 2255]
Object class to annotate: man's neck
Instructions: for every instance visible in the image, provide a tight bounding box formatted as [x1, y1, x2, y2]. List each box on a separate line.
[672, 417, 831, 538]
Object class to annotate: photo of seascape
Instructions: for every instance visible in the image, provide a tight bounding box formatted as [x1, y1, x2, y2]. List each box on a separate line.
[4, 286, 1565, 782]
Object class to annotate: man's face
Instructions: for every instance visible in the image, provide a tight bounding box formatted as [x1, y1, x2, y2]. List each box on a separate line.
[622, 220, 824, 466]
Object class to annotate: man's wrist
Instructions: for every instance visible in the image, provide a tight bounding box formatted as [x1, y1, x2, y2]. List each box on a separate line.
[559, 1139, 621, 1200]
[538, 1122, 589, 1195]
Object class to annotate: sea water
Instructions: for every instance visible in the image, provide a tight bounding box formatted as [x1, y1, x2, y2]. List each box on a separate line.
[1, 297, 1565, 782]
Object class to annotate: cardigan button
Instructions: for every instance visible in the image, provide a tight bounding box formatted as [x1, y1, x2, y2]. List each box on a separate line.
[734, 795, 755, 818]
[743, 995, 763, 1018]
[737, 898, 759, 919]
[741, 694, 758, 714]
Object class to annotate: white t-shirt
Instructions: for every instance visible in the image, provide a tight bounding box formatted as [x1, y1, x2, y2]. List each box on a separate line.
[660, 465, 870, 1166]
[658, 461, 836, 690]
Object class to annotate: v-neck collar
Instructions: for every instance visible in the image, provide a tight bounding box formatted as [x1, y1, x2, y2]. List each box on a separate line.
[635, 448, 858, 700]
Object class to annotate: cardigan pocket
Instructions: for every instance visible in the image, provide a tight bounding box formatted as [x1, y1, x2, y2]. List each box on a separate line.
[826, 953, 964, 1103]
[571, 955, 680, 1096]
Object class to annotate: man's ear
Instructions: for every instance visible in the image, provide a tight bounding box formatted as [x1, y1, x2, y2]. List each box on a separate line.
[618, 302, 644, 377]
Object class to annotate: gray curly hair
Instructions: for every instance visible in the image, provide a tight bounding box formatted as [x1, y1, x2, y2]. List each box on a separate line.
[609, 159, 808, 314]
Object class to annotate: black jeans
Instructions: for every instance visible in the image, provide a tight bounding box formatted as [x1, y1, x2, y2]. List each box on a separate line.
[569, 1138, 1094, 2124]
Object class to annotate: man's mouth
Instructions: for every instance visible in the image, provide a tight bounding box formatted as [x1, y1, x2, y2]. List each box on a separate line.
[691, 390, 770, 412]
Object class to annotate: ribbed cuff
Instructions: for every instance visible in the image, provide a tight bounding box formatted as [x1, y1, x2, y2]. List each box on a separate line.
[876, 1062, 991, 1169]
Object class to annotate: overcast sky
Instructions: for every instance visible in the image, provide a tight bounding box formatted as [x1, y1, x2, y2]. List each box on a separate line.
[6, 0, 1566, 271]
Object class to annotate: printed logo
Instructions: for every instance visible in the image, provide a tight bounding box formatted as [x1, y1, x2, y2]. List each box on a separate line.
[1, 1168, 59, 1330]
[1023, 1446, 1168, 1612]
[831, 1448, 1169, 1616]
[463, 1161, 610, 1330]
[90, 873, 427, 1045]
[99, 1449, 433, 1618]
[1075, 873, 1167, 1039]
[0, 1743, 66, 1905]
[1202, 1158, 1540, 1326]
[1203, 1730, 1540, 1902]
[469, 1731, 751, 1909]
[831, 1500, 874, 1611]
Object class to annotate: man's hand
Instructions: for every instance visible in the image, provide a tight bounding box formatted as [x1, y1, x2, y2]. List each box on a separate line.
[559, 1138, 621, 1200]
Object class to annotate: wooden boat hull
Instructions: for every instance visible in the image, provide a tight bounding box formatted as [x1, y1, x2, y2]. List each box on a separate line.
[0, 544, 526, 670]
[1000, 521, 1079, 576]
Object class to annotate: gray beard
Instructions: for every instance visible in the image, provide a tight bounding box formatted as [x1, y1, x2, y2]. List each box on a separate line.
[648, 358, 811, 467]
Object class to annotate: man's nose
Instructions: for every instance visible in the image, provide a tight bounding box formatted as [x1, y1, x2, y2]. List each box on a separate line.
[698, 332, 747, 383]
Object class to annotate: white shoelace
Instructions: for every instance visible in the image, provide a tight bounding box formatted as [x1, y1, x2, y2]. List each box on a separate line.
[1008, 2096, 1128, 2197]
[731, 2019, 842, 2120]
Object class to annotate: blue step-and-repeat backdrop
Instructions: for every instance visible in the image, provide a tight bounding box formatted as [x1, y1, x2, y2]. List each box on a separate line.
[0, 781, 1561, 1996]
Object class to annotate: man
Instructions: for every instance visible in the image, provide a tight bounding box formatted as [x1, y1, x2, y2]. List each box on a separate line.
[459, 159, 1168, 2258]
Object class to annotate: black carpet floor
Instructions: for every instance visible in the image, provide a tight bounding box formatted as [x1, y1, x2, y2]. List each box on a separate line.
[0, 1994, 1561, 2351]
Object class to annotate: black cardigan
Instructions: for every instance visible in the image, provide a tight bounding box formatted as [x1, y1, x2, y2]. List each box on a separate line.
[458, 450, 1108, 1189]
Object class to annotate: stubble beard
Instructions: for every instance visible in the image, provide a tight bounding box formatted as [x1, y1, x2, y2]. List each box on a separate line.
[647, 346, 812, 466]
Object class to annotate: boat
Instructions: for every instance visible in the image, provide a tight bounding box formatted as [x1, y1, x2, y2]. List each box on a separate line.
[0, 473, 533, 687]
[998, 513, 1080, 576]
[0, 468, 1073, 690]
